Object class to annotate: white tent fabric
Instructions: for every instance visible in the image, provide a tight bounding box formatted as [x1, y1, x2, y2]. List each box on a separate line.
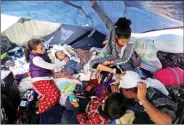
[131, 29, 183, 38]
[1, 14, 20, 33]
[1, 14, 61, 45]
[131, 28, 183, 53]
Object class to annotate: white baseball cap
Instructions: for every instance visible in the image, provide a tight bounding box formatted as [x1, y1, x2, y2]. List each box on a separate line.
[119, 71, 141, 89]
[119, 71, 169, 96]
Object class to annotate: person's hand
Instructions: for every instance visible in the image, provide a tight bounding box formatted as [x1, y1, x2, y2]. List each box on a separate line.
[113, 80, 120, 86]
[63, 57, 70, 63]
[113, 71, 126, 85]
[35, 100, 42, 108]
[117, 71, 126, 78]
[70, 101, 79, 108]
[137, 82, 147, 102]
[89, 0, 96, 4]
[113, 74, 121, 85]
[111, 85, 120, 93]
[37, 94, 45, 101]
[103, 61, 111, 66]
[97, 71, 102, 83]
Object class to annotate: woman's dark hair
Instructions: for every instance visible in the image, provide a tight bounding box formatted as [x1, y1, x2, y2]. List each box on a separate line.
[24, 38, 42, 62]
[115, 17, 132, 39]
[104, 93, 127, 119]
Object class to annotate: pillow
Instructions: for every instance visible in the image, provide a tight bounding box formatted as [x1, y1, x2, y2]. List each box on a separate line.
[154, 34, 183, 53]
[3, 19, 61, 45]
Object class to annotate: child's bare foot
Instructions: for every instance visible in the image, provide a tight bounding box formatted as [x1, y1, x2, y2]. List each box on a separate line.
[35, 100, 42, 108]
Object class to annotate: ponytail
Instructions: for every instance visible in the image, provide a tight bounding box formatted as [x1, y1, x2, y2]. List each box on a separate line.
[115, 17, 131, 28]
[24, 45, 31, 62]
[115, 17, 132, 39]
[24, 38, 42, 62]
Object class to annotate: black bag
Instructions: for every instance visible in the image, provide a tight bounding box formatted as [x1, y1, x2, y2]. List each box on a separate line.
[1, 71, 20, 124]
[1, 94, 18, 124]
[1, 71, 20, 109]
[157, 51, 184, 70]
[167, 86, 184, 124]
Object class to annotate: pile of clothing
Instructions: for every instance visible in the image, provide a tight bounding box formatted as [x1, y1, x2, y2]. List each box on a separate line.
[1, 38, 184, 124]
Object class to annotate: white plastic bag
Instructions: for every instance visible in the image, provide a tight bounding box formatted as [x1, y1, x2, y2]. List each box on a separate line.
[18, 77, 33, 92]
[154, 34, 183, 53]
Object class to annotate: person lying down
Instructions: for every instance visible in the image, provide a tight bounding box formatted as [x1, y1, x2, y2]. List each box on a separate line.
[51, 45, 83, 75]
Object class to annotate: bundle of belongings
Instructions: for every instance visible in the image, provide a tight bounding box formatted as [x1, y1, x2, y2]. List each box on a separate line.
[1, 37, 184, 124]
[1, 25, 184, 124]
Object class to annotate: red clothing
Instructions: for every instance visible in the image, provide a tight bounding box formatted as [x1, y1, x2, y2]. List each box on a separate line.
[33, 80, 60, 114]
[77, 90, 111, 124]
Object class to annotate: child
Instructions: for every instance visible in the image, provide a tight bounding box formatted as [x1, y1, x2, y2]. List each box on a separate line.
[70, 85, 127, 124]
[24, 38, 64, 114]
[52, 47, 83, 75]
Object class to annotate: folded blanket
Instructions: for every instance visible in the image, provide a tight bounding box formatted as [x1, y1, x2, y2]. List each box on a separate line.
[140, 59, 162, 73]
[134, 38, 162, 73]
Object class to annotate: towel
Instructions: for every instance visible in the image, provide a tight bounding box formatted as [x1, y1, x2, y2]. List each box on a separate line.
[116, 110, 135, 124]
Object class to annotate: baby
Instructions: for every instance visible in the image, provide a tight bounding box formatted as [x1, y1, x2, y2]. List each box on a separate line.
[55, 50, 83, 75]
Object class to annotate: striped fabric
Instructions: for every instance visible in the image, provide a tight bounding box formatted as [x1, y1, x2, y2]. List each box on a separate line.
[140, 59, 162, 73]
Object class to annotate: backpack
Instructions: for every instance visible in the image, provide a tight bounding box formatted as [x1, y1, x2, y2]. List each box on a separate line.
[153, 67, 184, 86]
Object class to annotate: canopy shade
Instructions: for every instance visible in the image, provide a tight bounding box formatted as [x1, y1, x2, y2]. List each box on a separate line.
[1, 1, 183, 35]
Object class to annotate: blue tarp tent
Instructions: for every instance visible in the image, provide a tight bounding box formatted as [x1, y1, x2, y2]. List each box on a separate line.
[1, 1, 183, 35]
[1, 1, 184, 124]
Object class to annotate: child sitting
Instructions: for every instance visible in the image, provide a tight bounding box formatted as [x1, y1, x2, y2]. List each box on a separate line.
[24, 38, 63, 114]
[51, 45, 83, 75]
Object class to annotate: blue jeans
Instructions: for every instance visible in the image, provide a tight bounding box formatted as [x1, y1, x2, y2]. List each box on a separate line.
[58, 97, 79, 124]
[61, 110, 79, 124]
[65, 60, 83, 74]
